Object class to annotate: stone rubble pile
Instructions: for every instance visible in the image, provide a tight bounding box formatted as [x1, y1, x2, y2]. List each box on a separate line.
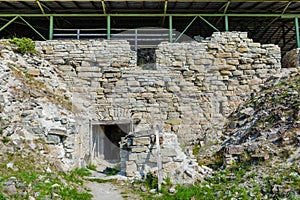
[120, 131, 213, 183]
[220, 69, 300, 166]
[0, 44, 81, 170]
[282, 48, 300, 68]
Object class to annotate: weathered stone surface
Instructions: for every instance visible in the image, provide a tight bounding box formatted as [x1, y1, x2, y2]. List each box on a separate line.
[0, 32, 291, 182]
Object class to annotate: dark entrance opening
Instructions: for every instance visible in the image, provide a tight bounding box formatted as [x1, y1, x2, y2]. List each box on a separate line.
[137, 48, 156, 70]
[92, 123, 129, 162]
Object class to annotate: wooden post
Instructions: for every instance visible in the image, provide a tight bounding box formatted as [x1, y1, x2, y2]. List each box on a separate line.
[155, 124, 162, 192]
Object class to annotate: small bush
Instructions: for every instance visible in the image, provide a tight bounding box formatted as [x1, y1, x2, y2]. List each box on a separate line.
[145, 173, 158, 190]
[104, 167, 119, 176]
[2, 137, 10, 143]
[0, 193, 6, 200]
[9, 37, 36, 54]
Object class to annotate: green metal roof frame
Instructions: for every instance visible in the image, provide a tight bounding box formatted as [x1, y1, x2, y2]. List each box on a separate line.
[0, 0, 299, 49]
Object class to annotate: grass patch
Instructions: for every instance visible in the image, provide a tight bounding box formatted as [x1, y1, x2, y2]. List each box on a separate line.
[87, 164, 97, 171]
[133, 161, 300, 200]
[0, 147, 93, 200]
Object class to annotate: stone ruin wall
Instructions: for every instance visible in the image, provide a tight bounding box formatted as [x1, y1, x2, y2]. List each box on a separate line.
[34, 32, 287, 171]
[36, 32, 281, 140]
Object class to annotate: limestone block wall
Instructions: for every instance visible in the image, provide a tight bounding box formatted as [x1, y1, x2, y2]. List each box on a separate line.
[120, 131, 213, 182]
[35, 32, 283, 157]
[155, 32, 282, 142]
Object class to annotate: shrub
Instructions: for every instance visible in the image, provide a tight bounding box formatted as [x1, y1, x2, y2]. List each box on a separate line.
[104, 167, 119, 176]
[9, 37, 36, 54]
[0, 193, 6, 200]
[2, 137, 10, 143]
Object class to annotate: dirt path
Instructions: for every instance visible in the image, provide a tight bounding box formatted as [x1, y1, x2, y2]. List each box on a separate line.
[84, 169, 140, 200]
[85, 181, 124, 200]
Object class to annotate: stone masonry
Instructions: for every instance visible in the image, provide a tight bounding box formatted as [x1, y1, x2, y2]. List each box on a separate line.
[35, 32, 282, 146]
[3, 31, 299, 180]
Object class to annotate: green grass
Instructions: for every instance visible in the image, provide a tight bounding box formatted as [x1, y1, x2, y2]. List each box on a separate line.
[87, 164, 97, 171]
[134, 161, 300, 200]
[0, 150, 93, 200]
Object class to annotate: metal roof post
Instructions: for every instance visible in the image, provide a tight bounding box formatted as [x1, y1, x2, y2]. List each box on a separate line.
[107, 15, 110, 40]
[49, 15, 53, 40]
[169, 15, 172, 42]
[296, 17, 300, 48]
[225, 15, 229, 32]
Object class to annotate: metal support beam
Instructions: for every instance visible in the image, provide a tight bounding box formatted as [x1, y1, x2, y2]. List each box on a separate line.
[49, 15, 53, 40]
[281, 1, 292, 15]
[169, 15, 172, 42]
[36, 0, 45, 15]
[107, 15, 110, 40]
[225, 15, 229, 32]
[101, 0, 106, 15]
[224, 1, 231, 14]
[161, 0, 168, 26]
[0, 16, 19, 32]
[198, 16, 220, 32]
[0, 13, 299, 18]
[19, 16, 47, 40]
[296, 17, 300, 48]
[175, 16, 197, 42]
[0, 0, 295, 2]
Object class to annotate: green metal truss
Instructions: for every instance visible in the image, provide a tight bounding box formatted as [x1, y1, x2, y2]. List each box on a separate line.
[0, 13, 299, 48]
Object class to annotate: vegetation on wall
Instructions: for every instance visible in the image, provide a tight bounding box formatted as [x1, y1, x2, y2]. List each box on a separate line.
[8, 37, 36, 54]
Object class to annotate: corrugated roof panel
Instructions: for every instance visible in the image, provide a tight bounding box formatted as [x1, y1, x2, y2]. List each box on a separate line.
[126, 2, 144, 9]
[109, 1, 128, 9]
[144, 2, 162, 9]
